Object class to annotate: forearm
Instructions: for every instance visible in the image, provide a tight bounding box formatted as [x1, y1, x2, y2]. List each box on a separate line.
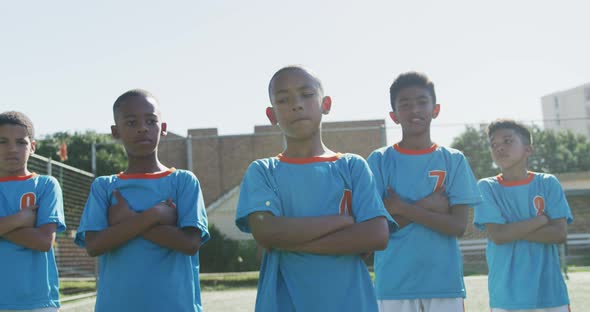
[249, 213, 354, 249]
[391, 214, 412, 228]
[142, 225, 202, 255]
[400, 204, 468, 237]
[287, 217, 389, 255]
[486, 215, 548, 245]
[85, 209, 159, 257]
[0, 214, 26, 236]
[2, 226, 56, 252]
[523, 219, 567, 244]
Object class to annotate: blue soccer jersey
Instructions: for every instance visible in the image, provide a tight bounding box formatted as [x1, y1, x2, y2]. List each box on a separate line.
[367, 144, 481, 300]
[235, 153, 396, 312]
[0, 174, 66, 310]
[75, 169, 210, 312]
[474, 172, 573, 310]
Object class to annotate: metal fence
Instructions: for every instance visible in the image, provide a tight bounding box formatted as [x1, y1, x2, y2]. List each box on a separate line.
[29, 154, 96, 278]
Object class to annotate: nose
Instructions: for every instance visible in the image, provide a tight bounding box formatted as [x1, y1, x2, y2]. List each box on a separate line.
[291, 96, 304, 111]
[136, 120, 149, 133]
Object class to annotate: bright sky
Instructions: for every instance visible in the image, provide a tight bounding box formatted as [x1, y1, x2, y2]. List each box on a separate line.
[2, 1, 588, 146]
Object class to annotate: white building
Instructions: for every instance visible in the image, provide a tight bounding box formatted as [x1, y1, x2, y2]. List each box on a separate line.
[541, 83, 590, 140]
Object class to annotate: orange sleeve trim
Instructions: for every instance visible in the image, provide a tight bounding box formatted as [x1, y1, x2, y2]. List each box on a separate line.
[277, 153, 342, 164]
[393, 143, 438, 155]
[0, 173, 36, 182]
[496, 171, 534, 186]
[118, 168, 176, 180]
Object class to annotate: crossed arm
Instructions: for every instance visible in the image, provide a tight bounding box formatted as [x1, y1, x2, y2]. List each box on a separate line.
[84, 190, 201, 257]
[383, 187, 468, 237]
[485, 215, 567, 245]
[247, 212, 389, 255]
[0, 204, 58, 252]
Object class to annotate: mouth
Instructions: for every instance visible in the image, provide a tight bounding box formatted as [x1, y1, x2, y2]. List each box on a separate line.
[135, 138, 153, 144]
[290, 117, 310, 125]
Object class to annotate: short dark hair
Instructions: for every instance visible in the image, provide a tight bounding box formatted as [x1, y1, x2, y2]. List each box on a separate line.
[487, 119, 533, 145]
[268, 65, 324, 100]
[113, 89, 158, 118]
[389, 72, 436, 111]
[0, 111, 35, 139]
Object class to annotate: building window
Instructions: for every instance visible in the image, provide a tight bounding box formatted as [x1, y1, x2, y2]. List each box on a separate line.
[585, 88, 590, 101]
[554, 97, 559, 109]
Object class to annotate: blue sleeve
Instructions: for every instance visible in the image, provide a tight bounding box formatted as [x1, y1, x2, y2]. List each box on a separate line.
[36, 176, 66, 233]
[75, 178, 110, 247]
[446, 154, 482, 207]
[176, 171, 210, 245]
[544, 175, 574, 224]
[367, 151, 387, 198]
[350, 156, 398, 233]
[235, 161, 282, 233]
[473, 180, 506, 231]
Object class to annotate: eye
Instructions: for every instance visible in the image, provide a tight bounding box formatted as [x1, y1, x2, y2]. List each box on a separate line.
[147, 119, 158, 125]
[125, 120, 136, 126]
[276, 97, 289, 105]
[302, 92, 315, 98]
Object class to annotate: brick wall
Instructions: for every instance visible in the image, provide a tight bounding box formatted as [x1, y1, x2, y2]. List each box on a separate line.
[159, 120, 386, 205]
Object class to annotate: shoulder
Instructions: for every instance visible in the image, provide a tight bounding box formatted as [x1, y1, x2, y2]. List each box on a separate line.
[532, 172, 561, 186]
[437, 145, 467, 158]
[368, 146, 392, 159]
[477, 176, 499, 188]
[248, 157, 280, 170]
[35, 174, 59, 186]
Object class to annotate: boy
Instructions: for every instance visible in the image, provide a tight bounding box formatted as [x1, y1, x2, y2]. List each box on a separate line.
[474, 119, 572, 312]
[367, 72, 481, 312]
[75, 90, 210, 312]
[235, 65, 395, 312]
[0, 111, 66, 312]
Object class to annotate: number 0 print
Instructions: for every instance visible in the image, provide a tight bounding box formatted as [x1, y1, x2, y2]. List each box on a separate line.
[20, 192, 36, 209]
[339, 189, 352, 216]
[533, 196, 545, 216]
[429, 170, 446, 192]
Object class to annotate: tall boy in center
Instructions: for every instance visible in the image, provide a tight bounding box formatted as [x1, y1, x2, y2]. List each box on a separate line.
[235, 65, 396, 312]
[368, 72, 481, 312]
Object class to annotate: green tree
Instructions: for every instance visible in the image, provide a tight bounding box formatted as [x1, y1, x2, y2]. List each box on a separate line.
[35, 131, 127, 176]
[451, 126, 590, 179]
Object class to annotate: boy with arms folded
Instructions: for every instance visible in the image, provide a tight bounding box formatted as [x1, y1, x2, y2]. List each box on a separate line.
[236, 66, 395, 312]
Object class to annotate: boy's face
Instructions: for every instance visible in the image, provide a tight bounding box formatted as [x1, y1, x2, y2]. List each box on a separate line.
[0, 124, 35, 177]
[111, 96, 166, 157]
[489, 128, 532, 171]
[391, 86, 439, 136]
[269, 69, 330, 139]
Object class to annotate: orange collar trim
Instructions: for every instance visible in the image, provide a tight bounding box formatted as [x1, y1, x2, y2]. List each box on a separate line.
[118, 168, 176, 180]
[497, 172, 534, 186]
[278, 153, 342, 164]
[393, 143, 438, 155]
[0, 173, 36, 182]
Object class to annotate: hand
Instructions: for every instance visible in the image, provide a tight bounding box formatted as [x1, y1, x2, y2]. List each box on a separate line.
[18, 204, 39, 228]
[417, 187, 450, 214]
[383, 187, 407, 216]
[152, 199, 177, 226]
[108, 190, 137, 226]
[391, 214, 412, 229]
[339, 215, 355, 226]
[536, 213, 550, 225]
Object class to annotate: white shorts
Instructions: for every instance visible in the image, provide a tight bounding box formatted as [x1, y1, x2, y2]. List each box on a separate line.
[491, 305, 570, 312]
[378, 298, 464, 312]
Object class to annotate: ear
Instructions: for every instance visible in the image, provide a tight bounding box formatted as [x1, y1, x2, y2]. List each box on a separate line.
[525, 144, 534, 156]
[389, 111, 399, 124]
[161, 122, 168, 136]
[433, 104, 441, 118]
[322, 96, 332, 114]
[30, 140, 36, 154]
[266, 107, 277, 125]
[111, 125, 120, 139]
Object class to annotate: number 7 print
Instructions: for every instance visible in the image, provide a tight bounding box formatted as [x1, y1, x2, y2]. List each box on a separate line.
[428, 170, 446, 192]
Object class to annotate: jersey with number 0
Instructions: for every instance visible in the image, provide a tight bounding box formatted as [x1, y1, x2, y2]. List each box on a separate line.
[0, 174, 66, 310]
[474, 172, 572, 310]
[75, 169, 210, 312]
[367, 144, 481, 300]
[235, 153, 396, 312]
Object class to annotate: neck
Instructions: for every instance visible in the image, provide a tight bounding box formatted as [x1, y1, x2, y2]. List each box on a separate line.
[399, 131, 433, 150]
[125, 152, 168, 174]
[501, 165, 529, 182]
[0, 168, 30, 178]
[282, 131, 333, 158]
